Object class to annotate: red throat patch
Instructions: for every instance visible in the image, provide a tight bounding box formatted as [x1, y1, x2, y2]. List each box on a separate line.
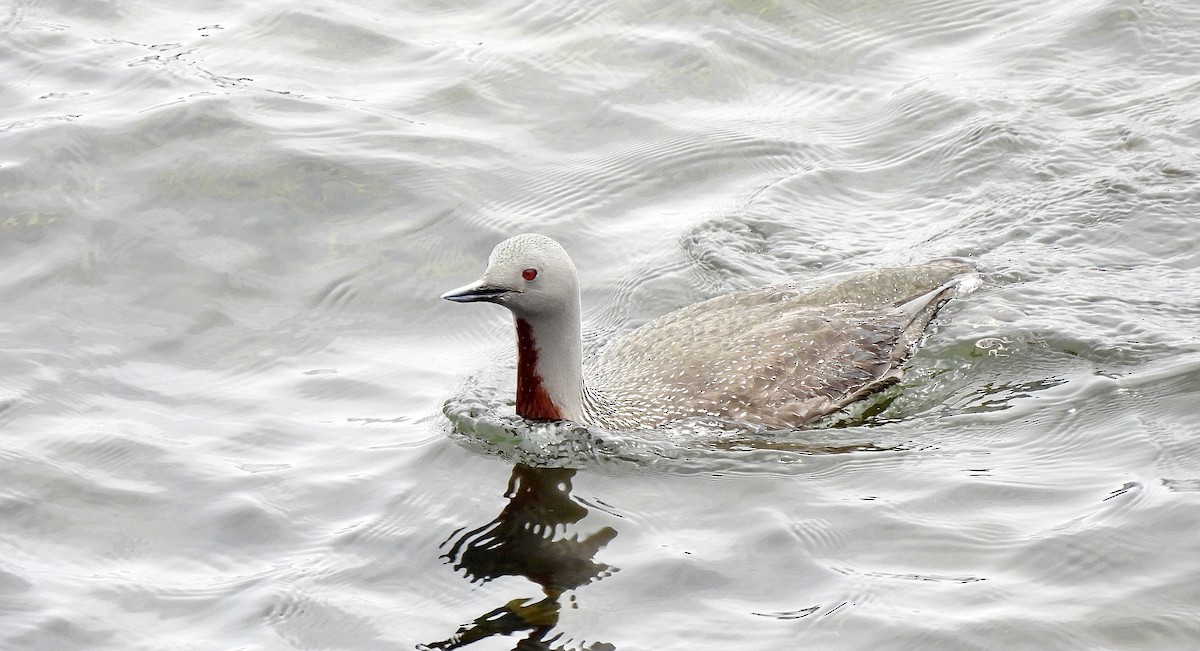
[515, 318, 564, 421]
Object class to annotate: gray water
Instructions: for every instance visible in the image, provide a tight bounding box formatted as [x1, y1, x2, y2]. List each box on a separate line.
[3, 0, 1200, 649]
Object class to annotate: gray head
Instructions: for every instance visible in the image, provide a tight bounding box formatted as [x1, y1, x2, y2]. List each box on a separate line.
[441, 234, 580, 318]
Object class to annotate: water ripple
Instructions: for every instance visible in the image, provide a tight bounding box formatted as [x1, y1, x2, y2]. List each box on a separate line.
[6, 0, 1200, 648]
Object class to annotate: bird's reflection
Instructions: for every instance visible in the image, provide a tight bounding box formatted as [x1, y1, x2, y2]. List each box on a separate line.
[423, 464, 617, 651]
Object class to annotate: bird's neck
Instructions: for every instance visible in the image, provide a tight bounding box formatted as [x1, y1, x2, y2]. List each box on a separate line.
[514, 310, 584, 422]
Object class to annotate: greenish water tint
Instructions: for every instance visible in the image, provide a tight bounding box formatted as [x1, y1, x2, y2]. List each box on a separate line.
[3, 0, 1200, 649]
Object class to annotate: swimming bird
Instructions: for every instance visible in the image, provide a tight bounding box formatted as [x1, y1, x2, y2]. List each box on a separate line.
[442, 234, 978, 430]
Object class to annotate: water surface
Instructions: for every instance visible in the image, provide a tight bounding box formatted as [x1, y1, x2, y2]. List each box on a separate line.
[2, 0, 1200, 649]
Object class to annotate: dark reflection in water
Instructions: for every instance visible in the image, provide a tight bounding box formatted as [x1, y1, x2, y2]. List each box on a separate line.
[423, 465, 617, 651]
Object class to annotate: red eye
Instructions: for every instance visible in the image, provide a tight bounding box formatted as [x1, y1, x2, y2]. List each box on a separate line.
[522, 268, 538, 281]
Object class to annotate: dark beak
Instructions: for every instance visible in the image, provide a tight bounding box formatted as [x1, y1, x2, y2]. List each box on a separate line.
[440, 279, 513, 303]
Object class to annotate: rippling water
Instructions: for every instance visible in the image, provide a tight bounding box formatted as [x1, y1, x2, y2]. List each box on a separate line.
[3, 0, 1200, 648]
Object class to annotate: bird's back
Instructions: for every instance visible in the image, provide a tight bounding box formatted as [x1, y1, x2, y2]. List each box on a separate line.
[583, 260, 977, 430]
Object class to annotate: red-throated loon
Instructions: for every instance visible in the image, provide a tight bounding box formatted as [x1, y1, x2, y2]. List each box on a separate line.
[442, 233, 978, 430]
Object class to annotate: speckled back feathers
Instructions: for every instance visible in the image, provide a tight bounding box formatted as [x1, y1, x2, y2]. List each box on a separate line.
[582, 260, 976, 429]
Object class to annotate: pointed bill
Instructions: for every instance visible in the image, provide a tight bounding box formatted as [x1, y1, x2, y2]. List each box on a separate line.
[440, 278, 513, 303]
